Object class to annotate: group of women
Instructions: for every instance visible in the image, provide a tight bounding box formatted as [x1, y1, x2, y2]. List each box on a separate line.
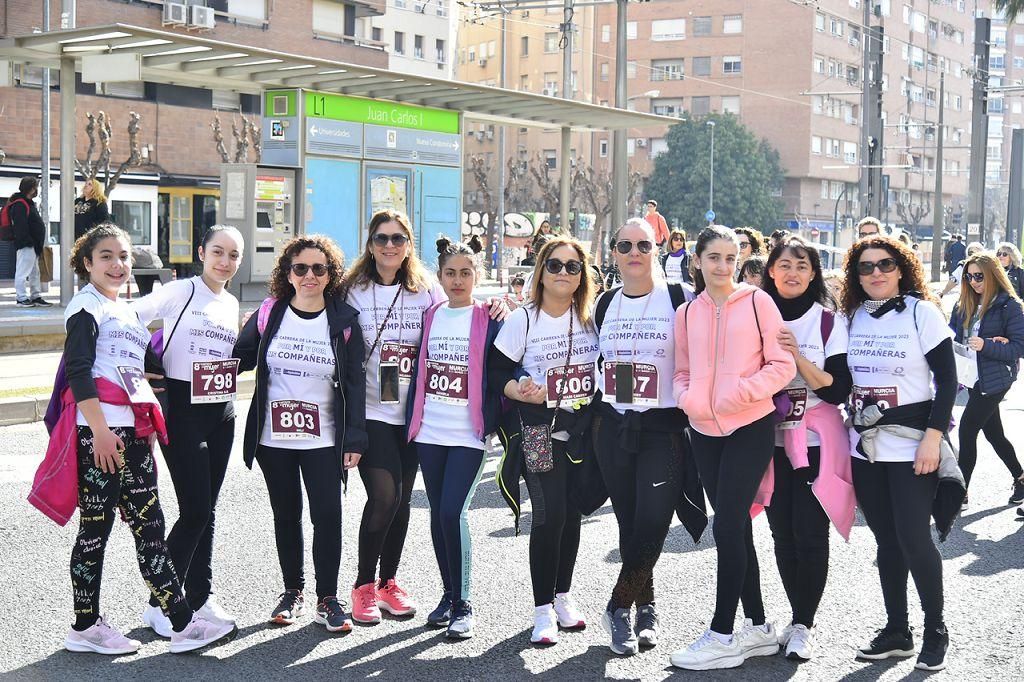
[42, 211, 1024, 674]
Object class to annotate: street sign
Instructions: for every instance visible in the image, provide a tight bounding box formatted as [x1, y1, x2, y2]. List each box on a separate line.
[705, 210, 716, 222]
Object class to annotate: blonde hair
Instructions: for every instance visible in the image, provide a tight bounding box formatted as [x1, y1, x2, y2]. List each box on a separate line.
[528, 236, 596, 331]
[342, 209, 431, 296]
[997, 242, 1022, 268]
[956, 253, 1021, 334]
[83, 178, 106, 204]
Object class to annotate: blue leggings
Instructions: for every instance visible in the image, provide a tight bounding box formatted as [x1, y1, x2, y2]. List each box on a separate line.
[416, 443, 487, 602]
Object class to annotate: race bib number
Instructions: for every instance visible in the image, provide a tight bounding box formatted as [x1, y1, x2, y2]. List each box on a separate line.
[546, 363, 595, 408]
[270, 400, 321, 440]
[190, 359, 240, 403]
[116, 366, 158, 405]
[424, 361, 469, 405]
[852, 386, 900, 412]
[603, 361, 660, 407]
[778, 387, 808, 430]
[380, 342, 417, 384]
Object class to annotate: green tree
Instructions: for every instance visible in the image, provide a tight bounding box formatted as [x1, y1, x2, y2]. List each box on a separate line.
[996, 1, 1024, 22]
[645, 114, 785, 232]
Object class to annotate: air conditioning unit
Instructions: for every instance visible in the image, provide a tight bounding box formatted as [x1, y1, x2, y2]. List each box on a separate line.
[163, 2, 187, 26]
[478, 58, 488, 67]
[485, 128, 494, 139]
[636, 138, 648, 148]
[543, 87, 557, 96]
[189, 5, 216, 30]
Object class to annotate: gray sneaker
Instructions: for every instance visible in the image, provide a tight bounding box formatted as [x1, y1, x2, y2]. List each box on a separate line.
[601, 606, 639, 656]
[446, 600, 474, 639]
[635, 603, 659, 648]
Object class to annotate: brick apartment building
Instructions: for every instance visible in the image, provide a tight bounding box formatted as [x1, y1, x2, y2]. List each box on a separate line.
[984, 7, 1024, 242]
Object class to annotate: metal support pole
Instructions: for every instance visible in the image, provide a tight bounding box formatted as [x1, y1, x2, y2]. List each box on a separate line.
[41, 1, 51, 236]
[560, 127, 571, 233]
[967, 17, 991, 245]
[560, 0, 573, 233]
[1007, 129, 1024, 247]
[610, 0, 627, 232]
[931, 73, 945, 283]
[495, 10, 507, 282]
[708, 121, 715, 219]
[59, 56, 76, 305]
[859, 0, 871, 215]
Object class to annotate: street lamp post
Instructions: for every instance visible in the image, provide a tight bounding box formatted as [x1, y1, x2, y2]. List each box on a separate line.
[707, 120, 716, 221]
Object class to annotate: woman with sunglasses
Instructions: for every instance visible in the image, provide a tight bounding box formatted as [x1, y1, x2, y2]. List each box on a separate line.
[841, 236, 956, 671]
[234, 235, 366, 633]
[660, 229, 691, 284]
[592, 218, 702, 656]
[490, 237, 598, 645]
[995, 243, 1024, 299]
[949, 253, 1024, 507]
[670, 226, 795, 671]
[734, 227, 764, 273]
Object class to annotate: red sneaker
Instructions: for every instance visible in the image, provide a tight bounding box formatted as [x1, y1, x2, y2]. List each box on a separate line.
[376, 578, 417, 617]
[351, 583, 382, 624]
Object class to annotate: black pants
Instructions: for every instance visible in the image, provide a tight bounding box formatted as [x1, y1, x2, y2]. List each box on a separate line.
[72, 426, 191, 631]
[689, 414, 775, 634]
[958, 388, 1023, 490]
[523, 440, 583, 606]
[852, 457, 944, 630]
[764, 446, 830, 628]
[256, 445, 342, 600]
[149, 380, 234, 610]
[356, 420, 418, 587]
[594, 415, 683, 611]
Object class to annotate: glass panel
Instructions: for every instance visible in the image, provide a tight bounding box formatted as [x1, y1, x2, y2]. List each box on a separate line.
[112, 200, 152, 245]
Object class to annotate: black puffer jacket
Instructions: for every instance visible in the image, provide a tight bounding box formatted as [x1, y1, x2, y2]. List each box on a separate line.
[74, 197, 110, 240]
[8, 193, 45, 254]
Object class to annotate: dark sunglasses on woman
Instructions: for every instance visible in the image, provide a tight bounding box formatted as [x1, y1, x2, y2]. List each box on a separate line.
[290, 263, 330, 277]
[372, 232, 409, 247]
[856, 258, 898, 276]
[615, 239, 654, 255]
[964, 272, 985, 283]
[545, 258, 583, 275]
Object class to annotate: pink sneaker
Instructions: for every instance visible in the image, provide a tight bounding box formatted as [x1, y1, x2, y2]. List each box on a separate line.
[376, 578, 417, 617]
[351, 582, 382, 624]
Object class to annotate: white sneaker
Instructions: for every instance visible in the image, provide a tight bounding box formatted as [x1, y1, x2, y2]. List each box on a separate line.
[553, 593, 586, 630]
[670, 629, 745, 670]
[196, 596, 236, 626]
[168, 613, 235, 654]
[531, 604, 560, 645]
[778, 623, 796, 647]
[142, 604, 174, 638]
[785, 624, 816, 661]
[736, 619, 780, 659]
[64, 617, 141, 655]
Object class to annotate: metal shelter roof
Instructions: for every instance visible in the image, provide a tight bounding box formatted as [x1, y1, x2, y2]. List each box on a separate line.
[0, 24, 674, 132]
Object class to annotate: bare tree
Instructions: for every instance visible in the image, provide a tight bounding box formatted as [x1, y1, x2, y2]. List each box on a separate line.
[503, 156, 539, 211]
[75, 110, 144, 195]
[211, 115, 263, 164]
[466, 154, 495, 215]
[573, 156, 643, 263]
[895, 192, 932, 238]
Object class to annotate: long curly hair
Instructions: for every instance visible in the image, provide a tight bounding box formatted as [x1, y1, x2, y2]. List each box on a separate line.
[342, 210, 432, 296]
[70, 222, 131, 278]
[839, 235, 937, 318]
[268, 235, 346, 300]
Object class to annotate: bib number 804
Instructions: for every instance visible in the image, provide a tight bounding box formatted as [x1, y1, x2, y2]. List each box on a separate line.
[428, 372, 463, 394]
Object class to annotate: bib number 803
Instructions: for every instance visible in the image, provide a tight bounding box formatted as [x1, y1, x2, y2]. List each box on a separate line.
[278, 410, 315, 430]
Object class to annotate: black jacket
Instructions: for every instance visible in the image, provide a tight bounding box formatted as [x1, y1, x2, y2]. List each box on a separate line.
[8, 193, 45, 254]
[74, 197, 110, 240]
[233, 295, 368, 481]
[1006, 265, 1024, 300]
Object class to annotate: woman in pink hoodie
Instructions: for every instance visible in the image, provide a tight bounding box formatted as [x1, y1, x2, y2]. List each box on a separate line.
[669, 225, 796, 671]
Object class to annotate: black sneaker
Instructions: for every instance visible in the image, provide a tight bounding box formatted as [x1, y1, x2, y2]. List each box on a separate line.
[856, 626, 915, 660]
[1010, 478, 1024, 505]
[427, 593, 452, 628]
[915, 625, 949, 671]
[1017, 505, 1024, 518]
[15, 298, 34, 307]
[270, 589, 304, 625]
[30, 297, 53, 307]
[635, 603, 659, 648]
[315, 596, 353, 633]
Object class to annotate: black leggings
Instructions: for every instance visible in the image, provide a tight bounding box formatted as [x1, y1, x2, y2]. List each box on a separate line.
[852, 457, 944, 630]
[149, 380, 234, 610]
[256, 445, 342, 600]
[594, 415, 683, 611]
[689, 414, 775, 634]
[356, 420, 418, 587]
[72, 427, 191, 631]
[523, 440, 582, 606]
[764, 446, 830, 628]
[958, 388, 1023, 490]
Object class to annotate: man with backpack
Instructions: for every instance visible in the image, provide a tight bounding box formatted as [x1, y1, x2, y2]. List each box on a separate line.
[2, 177, 51, 307]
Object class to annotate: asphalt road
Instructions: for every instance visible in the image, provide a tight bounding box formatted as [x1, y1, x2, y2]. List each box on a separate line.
[1, 393, 1022, 681]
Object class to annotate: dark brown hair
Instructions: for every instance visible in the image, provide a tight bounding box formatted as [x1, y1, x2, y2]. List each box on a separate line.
[839, 235, 937, 317]
[342, 209, 430, 295]
[692, 224, 738, 294]
[268, 235, 346, 300]
[529, 236, 596, 330]
[734, 227, 765, 255]
[70, 222, 131, 278]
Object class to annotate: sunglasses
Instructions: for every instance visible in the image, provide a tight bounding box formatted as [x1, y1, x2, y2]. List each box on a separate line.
[856, 258, 898, 276]
[615, 239, 654, 255]
[290, 263, 330, 277]
[372, 232, 410, 247]
[544, 258, 583, 275]
[964, 272, 985, 283]
[997, 251, 1011, 257]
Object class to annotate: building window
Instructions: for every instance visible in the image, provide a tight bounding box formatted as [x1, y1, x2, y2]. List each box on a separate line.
[600, 62, 609, 81]
[691, 96, 710, 115]
[821, 180, 830, 199]
[601, 24, 610, 43]
[813, 54, 825, 74]
[811, 136, 822, 155]
[544, 72, 558, 96]
[488, 40, 496, 58]
[723, 15, 742, 34]
[371, 27, 382, 42]
[651, 58, 684, 81]
[723, 56, 741, 74]
[544, 149, 557, 169]
[830, 16, 843, 36]
[721, 96, 740, 114]
[627, 21, 638, 39]
[599, 139, 608, 157]
[627, 138, 636, 156]
[815, 12, 826, 31]
[414, 35, 424, 59]
[651, 138, 668, 157]
[394, 31, 405, 55]
[112, 201, 151, 246]
[651, 19, 686, 41]
[627, 61, 637, 79]
[212, 90, 241, 111]
[692, 56, 711, 77]
[436, 39, 446, 64]
[694, 16, 712, 36]
[521, 36, 529, 56]
[652, 98, 684, 117]
[545, 32, 558, 52]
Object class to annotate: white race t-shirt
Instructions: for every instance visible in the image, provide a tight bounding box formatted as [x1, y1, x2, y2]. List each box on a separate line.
[494, 304, 600, 440]
[663, 253, 687, 284]
[131, 277, 239, 386]
[775, 303, 849, 446]
[65, 285, 152, 428]
[413, 304, 483, 450]
[847, 298, 952, 462]
[347, 278, 446, 425]
[597, 284, 679, 414]
[260, 308, 336, 449]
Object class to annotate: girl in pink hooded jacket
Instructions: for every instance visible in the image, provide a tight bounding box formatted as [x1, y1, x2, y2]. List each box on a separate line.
[669, 225, 796, 672]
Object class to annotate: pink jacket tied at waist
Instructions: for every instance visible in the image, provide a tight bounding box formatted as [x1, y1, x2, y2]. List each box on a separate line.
[752, 401, 856, 541]
[28, 377, 168, 526]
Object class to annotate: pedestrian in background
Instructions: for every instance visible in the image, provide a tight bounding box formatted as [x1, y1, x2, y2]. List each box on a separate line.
[643, 200, 670, 249]
[770, 229, 791, 251]
[734, 227, 765, 273]
[74, 179, 110, 241]
[660, 229, 691, 284]
[738, 255, 767, 288]
[945, 234, 966, 275]
[856, 217, 883, 240]
[995, 242, 1024, 299]
[941, 241, 984, 297]
[8, 176, 50, 307]
[948, 253, 1024, 507]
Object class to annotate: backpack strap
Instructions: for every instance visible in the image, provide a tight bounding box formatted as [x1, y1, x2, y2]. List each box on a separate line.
[257, 296, 276, 335]
[160, 280, 196, 360]
[594, 286, 621, 332]
[667, 283, 687, 310]
[751, 291, 762, 338]
[820, 308, 835, 346]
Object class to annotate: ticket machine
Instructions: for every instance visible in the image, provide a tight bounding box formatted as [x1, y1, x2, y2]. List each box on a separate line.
[218, 164, 300, 301]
